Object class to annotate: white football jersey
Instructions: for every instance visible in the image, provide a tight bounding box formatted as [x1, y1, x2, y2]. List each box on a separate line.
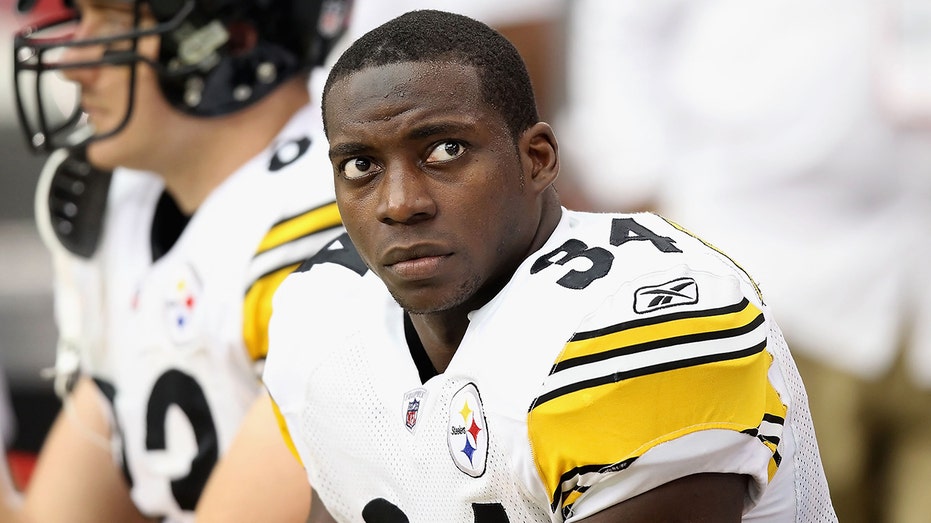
[40, 104, 343, 522]
[265, 210, 836, 522]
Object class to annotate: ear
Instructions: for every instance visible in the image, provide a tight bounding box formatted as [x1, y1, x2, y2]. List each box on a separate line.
[520, 122, 559, 194]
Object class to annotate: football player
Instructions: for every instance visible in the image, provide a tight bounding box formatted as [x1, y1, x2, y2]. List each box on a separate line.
[264, 9, 838, 522]
[3, 0, 350, 521]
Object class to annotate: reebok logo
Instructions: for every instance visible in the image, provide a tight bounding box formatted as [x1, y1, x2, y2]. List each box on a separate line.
[634, 277, 698, 313]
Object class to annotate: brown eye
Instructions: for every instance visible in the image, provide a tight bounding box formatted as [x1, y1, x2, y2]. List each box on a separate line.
[341, 157, 380, 179]
[425, 141, 465, 163]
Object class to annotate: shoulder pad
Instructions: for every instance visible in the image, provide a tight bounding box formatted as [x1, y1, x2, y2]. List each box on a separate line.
[35, 147, 113, 259]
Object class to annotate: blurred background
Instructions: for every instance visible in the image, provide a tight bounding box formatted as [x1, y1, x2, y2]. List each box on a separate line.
[553, 3, 931, 521]
[1, 0, 61, 468]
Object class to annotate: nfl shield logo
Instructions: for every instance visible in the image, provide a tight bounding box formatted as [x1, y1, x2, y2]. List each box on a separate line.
[402, 388, 427, 433]
[406, 399, 420, 430]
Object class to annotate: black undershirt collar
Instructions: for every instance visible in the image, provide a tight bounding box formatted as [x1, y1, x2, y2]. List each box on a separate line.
[150, 190, 192, 262]
[404, 312, 439, 384]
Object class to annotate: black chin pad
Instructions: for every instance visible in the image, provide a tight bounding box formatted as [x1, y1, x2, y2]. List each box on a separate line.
[46, 147, 113, 258]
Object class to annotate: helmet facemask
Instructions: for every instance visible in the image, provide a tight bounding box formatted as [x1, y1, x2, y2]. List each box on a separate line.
[13, 0, 353, 155]
[13, 1, 195, 154]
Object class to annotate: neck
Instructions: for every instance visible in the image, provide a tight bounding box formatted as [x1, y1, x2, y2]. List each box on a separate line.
[158, 79, 310, 214]
[407, 311, 470, 374]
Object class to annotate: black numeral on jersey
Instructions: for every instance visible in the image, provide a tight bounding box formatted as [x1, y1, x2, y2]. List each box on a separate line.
[531, 238, 613, 289]
[146, 369, 219, 511]
[97, 370, 220, 516]
[362, 498, 408, 522]
[531, 217, 682, 289]
[361, 499, 510, 522]
[610, 217, 681, 252]
[472, 502, 511, 522]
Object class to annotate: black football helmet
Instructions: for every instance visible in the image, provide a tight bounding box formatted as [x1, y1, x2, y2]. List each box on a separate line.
[13, 0, 353, 153]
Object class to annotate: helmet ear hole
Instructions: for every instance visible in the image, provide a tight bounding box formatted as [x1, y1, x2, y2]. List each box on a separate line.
[226, 21, 257, 57]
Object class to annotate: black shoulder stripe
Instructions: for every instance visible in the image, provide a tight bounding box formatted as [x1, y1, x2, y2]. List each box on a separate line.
[553, 311, 764, 373]
[570, 298, 751, 343]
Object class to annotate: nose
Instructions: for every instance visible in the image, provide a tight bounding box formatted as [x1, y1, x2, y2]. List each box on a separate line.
[59, 47, 103, 87]
[58, 28, 105, 86]
[376, 162, 437, 225]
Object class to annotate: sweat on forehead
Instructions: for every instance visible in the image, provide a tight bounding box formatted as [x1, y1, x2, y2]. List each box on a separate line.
[321, 9, 539, 139]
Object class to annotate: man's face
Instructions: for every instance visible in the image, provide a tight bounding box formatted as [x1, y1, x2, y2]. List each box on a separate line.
[325, 61, 542, 315]
[59, 0, 174, 169]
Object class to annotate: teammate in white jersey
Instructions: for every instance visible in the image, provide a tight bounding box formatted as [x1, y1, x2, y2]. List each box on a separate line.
[264, 10, 838, 522]
[2, 0, 351, 521]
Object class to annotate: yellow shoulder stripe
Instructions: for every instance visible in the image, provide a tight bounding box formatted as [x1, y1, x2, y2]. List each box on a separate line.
[243, 262, 301, 361]
[255, 202, 341, 256]
[243, 202, 342, 362]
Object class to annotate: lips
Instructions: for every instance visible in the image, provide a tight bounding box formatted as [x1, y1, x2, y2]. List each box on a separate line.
[381, 244, 452, 280]
[382, 244, 450, 266]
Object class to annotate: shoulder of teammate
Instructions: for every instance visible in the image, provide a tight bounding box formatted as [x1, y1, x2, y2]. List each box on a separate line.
[244, 103, 340, 268]
[525, 210, 783, 519]
[241, 104, 345, 363]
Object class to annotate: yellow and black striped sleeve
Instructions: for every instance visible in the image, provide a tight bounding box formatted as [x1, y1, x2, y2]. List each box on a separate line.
[243, 202, 341, 362]
[528, 297, 786, 514]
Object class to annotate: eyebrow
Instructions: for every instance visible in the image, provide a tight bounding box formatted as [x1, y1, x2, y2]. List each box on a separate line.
[328, 142, 369, 160]
[406, 121, 472, 141]
[328, 121, 475, 160]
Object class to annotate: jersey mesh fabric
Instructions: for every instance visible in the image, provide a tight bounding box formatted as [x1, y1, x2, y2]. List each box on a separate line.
[770, 324, 837, 521]
[299, 339, 552, 522]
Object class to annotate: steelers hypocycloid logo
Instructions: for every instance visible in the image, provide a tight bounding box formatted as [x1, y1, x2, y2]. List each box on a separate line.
[447, 383, 488, 477]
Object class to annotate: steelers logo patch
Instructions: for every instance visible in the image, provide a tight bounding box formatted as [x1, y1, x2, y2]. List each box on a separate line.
[447, 383, 488, 477]
[164, 263, 203, 346]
